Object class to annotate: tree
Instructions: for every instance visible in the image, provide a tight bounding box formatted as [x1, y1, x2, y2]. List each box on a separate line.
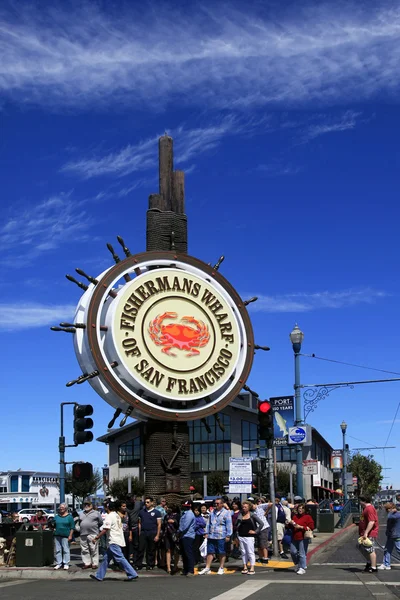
[107, 476, 144, 500]
[347, 453, 383, 497]
[276, 466, 292, 496]
[65, 467, 103, 504]
[207, 471, 229, 495]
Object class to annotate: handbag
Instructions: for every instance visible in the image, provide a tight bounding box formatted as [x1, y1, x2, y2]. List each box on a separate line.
[200, 538, 208, 558]
[304, 529, 313, 539]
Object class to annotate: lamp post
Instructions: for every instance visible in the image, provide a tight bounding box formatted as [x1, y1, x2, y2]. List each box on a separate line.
[340, 421, 348, 502]
[290, 324, 304, 499]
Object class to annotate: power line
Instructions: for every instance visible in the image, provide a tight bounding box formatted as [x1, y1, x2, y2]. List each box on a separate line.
[384, 401, 400, 447]
[301, 353, 400, 376]
[348, 434, 379, 449]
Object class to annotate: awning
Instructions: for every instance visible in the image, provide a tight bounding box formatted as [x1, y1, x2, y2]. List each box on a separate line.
[315, 486, 343, 495]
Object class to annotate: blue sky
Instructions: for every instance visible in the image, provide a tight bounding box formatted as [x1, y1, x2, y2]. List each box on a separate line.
[1, 0, 399, 488]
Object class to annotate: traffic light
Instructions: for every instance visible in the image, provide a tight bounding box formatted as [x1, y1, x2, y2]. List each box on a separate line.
[258, 400, 274, 446]
[72, 462, 93, 483]
[73, 404, 94, 445]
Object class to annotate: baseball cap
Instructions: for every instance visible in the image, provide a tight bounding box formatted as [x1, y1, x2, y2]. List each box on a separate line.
[182, 501, 192, 508]
[275, 493, 282, 500]
[247, 497, 255, 502]
[294, 496, 303, 502]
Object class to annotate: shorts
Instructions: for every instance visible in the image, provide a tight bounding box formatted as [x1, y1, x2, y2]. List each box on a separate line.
[276, 522, 285, 541]
[207, 538, 226, 556]
[358, 537, 377, 554]
[257, 528, 269, 549]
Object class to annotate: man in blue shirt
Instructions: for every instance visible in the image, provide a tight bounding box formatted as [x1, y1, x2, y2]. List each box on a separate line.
[178, 501, 196, 576]
[379, 502, 400, 570]
[137, 496, 162, 570]
[199, 498, 233, 575]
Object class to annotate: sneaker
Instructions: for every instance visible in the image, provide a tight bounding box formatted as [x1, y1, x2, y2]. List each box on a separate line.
[63, 564, 69, 570]
[125, 576, 139, 581]
[54, 565, 62, 570]
[90, 574, 102, 582]
[297, 568, 306, 575]
[218, 567, 225, 575]
[363, 563, 371, 572]
[280, 552, 289, 559]
[261, 558, 269, 564]
[294, 565, 299, 572]
[378, 565, 391, 570]
[199, 567, 211, 575]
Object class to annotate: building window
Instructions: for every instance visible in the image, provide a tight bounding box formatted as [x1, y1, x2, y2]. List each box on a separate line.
[21, 476, 30, 493]
[275, 446, 297, 462]
[188, 415, 231, 472]
[241, 420, 266, 458]
[118, 438, 140, 468]
[10, 476, 18, 493]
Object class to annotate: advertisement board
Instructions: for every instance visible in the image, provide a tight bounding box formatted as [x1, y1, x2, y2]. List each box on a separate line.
[228, 457, 252, 494]
[270, 396, 295, 446]
[303, 459, 319, 475]
[331, 450, 343, 472]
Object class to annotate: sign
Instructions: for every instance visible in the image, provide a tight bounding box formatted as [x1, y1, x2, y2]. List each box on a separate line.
[330, 450, 343, 471]
[288, 426, 306, 444]
[270, 396, 294, 446]
[312, 461, 322, 487]
[102, 468, 109, 487]
[229, 457, 252, 494]
[352, 476, 358, 485]
[73, 253, 254, 421]
[303, 459, 318, 475]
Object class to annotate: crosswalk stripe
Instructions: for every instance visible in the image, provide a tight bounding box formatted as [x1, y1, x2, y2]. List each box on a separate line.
[0, 581, 34, 589]
[209, 580, 270, 600]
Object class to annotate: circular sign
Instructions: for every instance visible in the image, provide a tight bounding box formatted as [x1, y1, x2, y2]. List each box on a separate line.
[72, 251, 254, 421]
[289, 427, 306, 444]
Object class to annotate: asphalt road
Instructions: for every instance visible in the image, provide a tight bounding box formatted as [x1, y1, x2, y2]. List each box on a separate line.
[1, 565, 399, 600]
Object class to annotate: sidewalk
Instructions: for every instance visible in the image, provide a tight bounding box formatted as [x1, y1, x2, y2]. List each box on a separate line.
[0, 525, 356, 580]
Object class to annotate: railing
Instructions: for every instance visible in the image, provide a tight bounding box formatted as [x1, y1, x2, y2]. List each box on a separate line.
[336, 499, 359, 528]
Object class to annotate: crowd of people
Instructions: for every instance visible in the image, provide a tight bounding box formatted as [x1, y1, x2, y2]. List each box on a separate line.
[45, 493, 316, 580]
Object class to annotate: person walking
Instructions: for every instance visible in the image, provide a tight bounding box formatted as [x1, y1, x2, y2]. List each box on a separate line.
[199, 497, 233, 575]
[79, 499, 103, 570]
[90, 502, 138, 582]
[288, 503, 314, 575]
[53, 504, 75, 570]
[137, 496, 162, 570]
[178, 501, 196, 576]
[357, 495, 379, 573]
[378, 502, 400, 570]
[237, 501, 263, 575]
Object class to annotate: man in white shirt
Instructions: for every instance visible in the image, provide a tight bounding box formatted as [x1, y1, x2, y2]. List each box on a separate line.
[90, 502, 138, 582]
[254, 497, 271, 565]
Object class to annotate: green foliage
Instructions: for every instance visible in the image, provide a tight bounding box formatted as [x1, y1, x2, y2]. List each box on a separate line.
[207, 470, 229, 495]
[276, 466, 292, 496]
[190, 477, 204, 496]
[65, 467, 103, 502]
[106, 476, 144, 500]
[347, 453, 383, 497]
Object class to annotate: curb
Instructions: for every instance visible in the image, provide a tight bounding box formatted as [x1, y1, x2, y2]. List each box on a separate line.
[307, 524, 356, 565]
[0, 568, 165, 581]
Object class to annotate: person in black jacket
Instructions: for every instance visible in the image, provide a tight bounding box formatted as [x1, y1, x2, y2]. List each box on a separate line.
[127, 495, 143, 568]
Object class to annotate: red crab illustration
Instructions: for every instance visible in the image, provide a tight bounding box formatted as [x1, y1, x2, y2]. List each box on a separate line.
[148, 311, 210, 357]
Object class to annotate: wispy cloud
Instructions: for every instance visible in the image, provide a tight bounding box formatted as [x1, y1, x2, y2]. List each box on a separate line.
[0, 303, 75, 331]
[256, 163, 303, 176]
[1, 4, 400, 110]
[245, 289, 388, 313]
[0, 191, 92, 266]
[62, 114, 269, 179]
[300, 110, 361, 143]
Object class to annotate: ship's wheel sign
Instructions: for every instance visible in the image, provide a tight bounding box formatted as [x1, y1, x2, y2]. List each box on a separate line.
[70, 251, 254, 421]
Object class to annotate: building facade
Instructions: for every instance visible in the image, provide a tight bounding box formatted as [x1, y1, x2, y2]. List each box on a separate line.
[0, 470, 72, 511]
[98, 392, 336, 500]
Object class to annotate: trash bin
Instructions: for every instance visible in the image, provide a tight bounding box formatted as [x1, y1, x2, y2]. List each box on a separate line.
[318, 512, 335, 533]
[307, 504, 318, 530]
[16, 526, 54, 567]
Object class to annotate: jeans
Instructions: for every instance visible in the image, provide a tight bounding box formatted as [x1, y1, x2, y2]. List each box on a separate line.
[180, 537, 195, 574]
[55, 536, 70, 566]
[290, 539, 307, 570]
[383, 538, 400, 567]
[130, 526, 140, 565]
[95, 544, 138, 580]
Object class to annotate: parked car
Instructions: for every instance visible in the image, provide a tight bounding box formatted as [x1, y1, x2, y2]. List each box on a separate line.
[17, 508, 54, 523]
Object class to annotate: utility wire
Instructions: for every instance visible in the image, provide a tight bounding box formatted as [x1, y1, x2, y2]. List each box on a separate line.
[384, 401, 400, 447]
[348, 434, 379, 449]
[301, 353, 400, 376]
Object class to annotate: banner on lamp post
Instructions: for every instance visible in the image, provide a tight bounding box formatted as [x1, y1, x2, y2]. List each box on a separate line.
[331, 450, 343, 473]
[270, 396, 295, 446]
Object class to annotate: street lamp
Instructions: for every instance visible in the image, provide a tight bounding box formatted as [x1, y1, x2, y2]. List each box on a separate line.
[340, 421, 348, 502]
[290, 324, 304, 499]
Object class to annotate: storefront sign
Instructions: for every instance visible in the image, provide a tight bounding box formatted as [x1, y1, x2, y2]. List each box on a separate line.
[303, 459, 318, 475]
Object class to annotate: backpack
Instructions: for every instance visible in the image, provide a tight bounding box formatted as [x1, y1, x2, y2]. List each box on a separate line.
[276, 504, 286, 524]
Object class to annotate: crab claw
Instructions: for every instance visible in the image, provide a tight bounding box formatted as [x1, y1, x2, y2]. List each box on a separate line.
[161, 311, 178, 319]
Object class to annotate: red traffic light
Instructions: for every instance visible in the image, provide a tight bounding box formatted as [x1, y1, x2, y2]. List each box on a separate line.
[258, 401, 271, 413]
